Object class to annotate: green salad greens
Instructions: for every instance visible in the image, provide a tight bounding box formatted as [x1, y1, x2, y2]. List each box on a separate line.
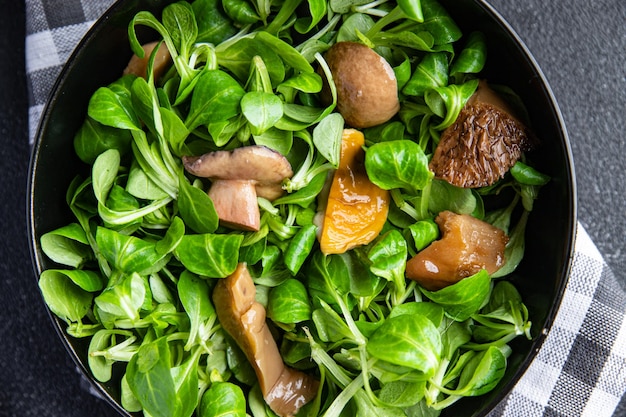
[38, 0, 550, 416]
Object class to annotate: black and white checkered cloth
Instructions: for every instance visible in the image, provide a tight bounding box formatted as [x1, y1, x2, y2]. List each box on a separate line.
[25, 0, 626, 416]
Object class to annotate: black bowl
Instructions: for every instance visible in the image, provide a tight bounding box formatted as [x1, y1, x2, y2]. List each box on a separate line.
[27, 0, 576, 416]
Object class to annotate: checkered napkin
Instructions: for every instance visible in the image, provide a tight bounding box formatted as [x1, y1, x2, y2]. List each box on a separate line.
[25, 0, 626, 416]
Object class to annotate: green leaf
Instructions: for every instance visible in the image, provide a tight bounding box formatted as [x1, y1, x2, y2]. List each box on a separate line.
[372, 30, 434, 51]
[253, 127, 293, 156]
[126, 161, 169, 200]
[294, 0, 327, 33]
[408, 218, 439, 251]
[267, 278, 312, 323]
[177, 177, 219, 234]
[217, 37, 285, 85]
[88, 86, 141, 131]
[427, 78, 479, 130]
[192, 0, 237, 44]
[337, 13, 375, 42]
[450, 31, 487, 77]
[96, 227, 163, 274]
[222, 0, 260, 25]
[42, 269, 104, 292]
[162, 1, 197, 58]
[452, 346, 507, 396]
[283, 224, 318, 275]
[94, 273, 146, 325]
[389, 301, 444, 327]
[278, 72, 323, 94]
[126, 337, 181, 417]
[403, 52, 448, 97]
[92, 149, 120, 205]
[241, 91, 284, 135]
[174, 233, 243, 277]
[312, 303, 354, 343]
[367, 314, 442, 377]
[200, 381, 246, 417]
[378, 380, 427, 407]
[419, 0, 462, 45]
[365, 140, 433, 193]
[254, 31, 314, 74]
[398, 0, 423, 22]
[421, 269, 491, 321]
[306, 252, 351, 307]
[39, 270, 94, 323]
[88, 329, 135, 382]
[491, 210, 529, 278]
[155, 216, 185, 256]
[178, 271, 216, 350]
[40, 223, 92, 268]
[510, 161, 551, 186]
[429, 179, 477, 215]
[160, 107, 190, 156]
[185, 70, 245, 130]
[74, 117, 132, 164]
[313, 112, 343, 168]
[171, 349, 202, 417]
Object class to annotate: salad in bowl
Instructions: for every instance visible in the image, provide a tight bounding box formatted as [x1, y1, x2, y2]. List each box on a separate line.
[29, 0, 575, 416]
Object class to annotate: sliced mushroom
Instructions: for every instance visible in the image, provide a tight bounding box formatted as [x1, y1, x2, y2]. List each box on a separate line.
[320, 42, 400, 128]
[182, 146, 293, 231]
[213, 263, 319, 417]
[317, 129, 390, 254]
[429, 80, 536, 188]
[123, 41, 171, 81]
[406, 211, 508, 291]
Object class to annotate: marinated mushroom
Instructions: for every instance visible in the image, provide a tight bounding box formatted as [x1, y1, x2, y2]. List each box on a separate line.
[182, 146, 293, 231]
[320, 41, 400, 128]
[213, 263, 319, 417]
[429, 80, 536, 188]
[123, 41, 171, 80]
[316, 128, 390, 254]
[406, 211, 508, 291]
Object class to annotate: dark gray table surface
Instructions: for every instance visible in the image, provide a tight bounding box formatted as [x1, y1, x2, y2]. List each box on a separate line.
[1, 0, 624, 416]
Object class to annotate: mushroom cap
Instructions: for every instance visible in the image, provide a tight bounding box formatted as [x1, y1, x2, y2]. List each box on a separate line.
[182, 145, 293, 185]
[429, 80, 536, 188]
[320, 42, 400, 128]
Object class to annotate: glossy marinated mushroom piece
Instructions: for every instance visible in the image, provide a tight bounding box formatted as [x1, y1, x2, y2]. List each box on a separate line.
[406, 211, 508, 291]
[317, 129, 390, 254]
[123, 41, 171, 80]
[182, 146, 293, 231]
[320, 41, 400, 128]
[213, 263, 319, 417]
[429, 80, 536, 188]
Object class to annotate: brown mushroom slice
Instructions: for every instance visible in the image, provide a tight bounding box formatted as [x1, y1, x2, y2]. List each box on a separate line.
[429, 80, 536, 188]
[182, 146, 293, 231]
[320, 41, 400, 128]
[406, 211, 508, 291]
[123, 41, 171, 80]
[213, 264, 319, 417]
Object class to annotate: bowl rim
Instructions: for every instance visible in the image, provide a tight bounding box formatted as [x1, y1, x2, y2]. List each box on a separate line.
[26, 0, 578, 416]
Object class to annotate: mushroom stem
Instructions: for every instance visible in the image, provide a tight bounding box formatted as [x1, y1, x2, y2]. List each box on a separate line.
[213, 263, 319, 416]
[208, 180, 260, 231]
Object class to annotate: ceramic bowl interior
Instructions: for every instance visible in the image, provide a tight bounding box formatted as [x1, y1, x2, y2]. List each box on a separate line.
[28, 0, 577, 416]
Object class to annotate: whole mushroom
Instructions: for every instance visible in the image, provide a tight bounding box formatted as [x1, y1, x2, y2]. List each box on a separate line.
[182, 146, 293, 231]
[320, 41, 400, 128]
